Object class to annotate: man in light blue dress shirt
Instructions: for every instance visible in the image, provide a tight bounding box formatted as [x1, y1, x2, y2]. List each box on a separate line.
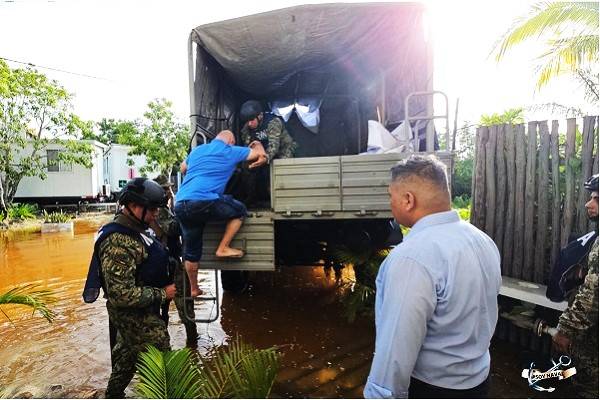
[364, 155, 501, 399]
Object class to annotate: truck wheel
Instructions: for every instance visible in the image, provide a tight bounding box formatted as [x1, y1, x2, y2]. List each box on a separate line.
[220, 270, 249, 293]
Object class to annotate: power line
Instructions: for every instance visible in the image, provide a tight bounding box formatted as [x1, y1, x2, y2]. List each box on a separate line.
[0, 56, 114, 82]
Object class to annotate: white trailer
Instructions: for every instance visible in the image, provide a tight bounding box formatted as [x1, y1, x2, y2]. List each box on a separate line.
[103, 144, 159, 197]
[14, 140, 107, 203]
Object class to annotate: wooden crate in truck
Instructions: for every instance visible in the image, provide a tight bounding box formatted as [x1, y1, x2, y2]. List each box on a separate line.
[270, 152, 453, 219]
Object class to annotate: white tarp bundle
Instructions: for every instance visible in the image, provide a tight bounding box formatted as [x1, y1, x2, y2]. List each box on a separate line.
[364, 120, 413, 154]
[272, 99, 320, 134]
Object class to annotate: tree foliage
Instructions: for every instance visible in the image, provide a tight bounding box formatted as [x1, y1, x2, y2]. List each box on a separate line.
[479, 107, 525, 126]
[118, 98, 189, 176]
[0, 60, 94, 208]
[493, 1, 598, 94]
[82, 118, 141, 145]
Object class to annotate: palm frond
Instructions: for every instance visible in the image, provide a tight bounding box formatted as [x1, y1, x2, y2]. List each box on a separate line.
[493, 1, 598, 61]
[136, 337, 280, 399]
[341, 283, 375, 323]
[535, 34, 599, 88]
[331, 244, 374, 267]
[135, 345, 203, 399]
[0, 284, 56, 323]
[198, 336, 280, 399]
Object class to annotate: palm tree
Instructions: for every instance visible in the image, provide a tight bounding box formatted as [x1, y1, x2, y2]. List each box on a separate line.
[0, 284, 56, 324]
[135, 337, 280, 399]
[493, 2, 598, 92]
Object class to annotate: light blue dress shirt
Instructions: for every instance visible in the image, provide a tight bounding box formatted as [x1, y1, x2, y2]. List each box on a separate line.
[364, 210, 501, 398]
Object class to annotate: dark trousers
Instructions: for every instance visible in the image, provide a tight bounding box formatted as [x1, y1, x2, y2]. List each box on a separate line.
[409, 376, 490, 399]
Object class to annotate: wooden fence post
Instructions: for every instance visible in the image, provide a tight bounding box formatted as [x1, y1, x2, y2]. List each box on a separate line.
[472, 127, 488, 228]
[523, 121, 538, 281]
[471, 125, 478, 204]
[485, 126, 497, 237]
[577, 116, 597, 234]
[550, 120, 561, 270]
[503, 124, 516, 277]
[561, 118, 577, 246]
[513, 124, 527, 279]
[534, 121, 550, 283]
[494, 124, 507, 260]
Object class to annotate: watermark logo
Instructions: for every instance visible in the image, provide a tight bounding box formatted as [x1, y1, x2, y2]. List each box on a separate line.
[521, 355, 577, 392]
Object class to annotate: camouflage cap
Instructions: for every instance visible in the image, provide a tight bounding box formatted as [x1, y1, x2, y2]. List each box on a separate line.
[153, 174, 173, 188]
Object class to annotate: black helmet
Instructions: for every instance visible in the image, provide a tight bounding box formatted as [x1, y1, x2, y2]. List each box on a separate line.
[153, 174, 172, 188]
[119, 177, 166, 208]
[240, 100, 263, 123]
[584, 174, 599, 191]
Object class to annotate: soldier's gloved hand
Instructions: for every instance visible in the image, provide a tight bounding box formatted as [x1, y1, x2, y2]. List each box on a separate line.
[164, 283, 177, 300]
[552, 331, 571, 354]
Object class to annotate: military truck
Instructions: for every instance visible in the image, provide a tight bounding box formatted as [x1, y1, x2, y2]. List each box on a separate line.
[186, 3, 453, 292]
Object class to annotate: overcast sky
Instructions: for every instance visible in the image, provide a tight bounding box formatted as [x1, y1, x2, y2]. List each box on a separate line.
[0, 0, 594, 130]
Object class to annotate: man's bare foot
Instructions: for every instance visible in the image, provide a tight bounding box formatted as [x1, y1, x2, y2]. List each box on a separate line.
[190, 288, 203, 297]
[215, 247, 245, 258]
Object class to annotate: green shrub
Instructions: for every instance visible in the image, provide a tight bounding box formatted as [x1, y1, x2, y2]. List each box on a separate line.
[333, 246, 389, 322]
[42, 210, 72, 223]
[7, 203, 38, 220]
[456, 208, 471, 221]
[452, 194, 471, 209]
[135, 337, 280, 399]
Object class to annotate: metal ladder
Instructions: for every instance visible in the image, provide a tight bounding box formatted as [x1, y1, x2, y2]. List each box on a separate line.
[404, 90, 450, 152]
[183, 269, 221, 323]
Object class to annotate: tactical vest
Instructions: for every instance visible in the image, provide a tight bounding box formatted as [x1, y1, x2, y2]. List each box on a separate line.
[546, 230, 598, 302]
[82, 222, 171, 304]
[248, 112, 280, 152]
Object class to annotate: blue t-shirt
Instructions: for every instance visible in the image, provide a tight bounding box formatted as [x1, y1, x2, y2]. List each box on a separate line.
[176, 139, 250, 202]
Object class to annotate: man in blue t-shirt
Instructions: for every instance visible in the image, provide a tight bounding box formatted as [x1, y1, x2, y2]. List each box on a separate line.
[174, 130, 266, 297]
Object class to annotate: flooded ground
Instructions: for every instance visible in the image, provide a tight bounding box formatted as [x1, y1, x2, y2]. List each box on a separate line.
[0, 220, 574, 398]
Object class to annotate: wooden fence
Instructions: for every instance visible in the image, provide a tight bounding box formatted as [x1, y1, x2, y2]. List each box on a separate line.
[471, 116, 598, 352]
[471, 116, 598, 283]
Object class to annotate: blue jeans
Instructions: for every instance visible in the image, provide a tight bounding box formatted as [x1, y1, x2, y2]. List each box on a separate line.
[174, 195, 247, 262]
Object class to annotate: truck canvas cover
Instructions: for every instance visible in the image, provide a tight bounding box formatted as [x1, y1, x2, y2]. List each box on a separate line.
[190, 2, 430, 143]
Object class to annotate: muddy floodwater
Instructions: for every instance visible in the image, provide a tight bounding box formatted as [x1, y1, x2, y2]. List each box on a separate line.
[0, 220, 573, 398]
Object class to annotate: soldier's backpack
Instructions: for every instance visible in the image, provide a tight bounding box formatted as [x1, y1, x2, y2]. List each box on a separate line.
[546, 230, 598, 302]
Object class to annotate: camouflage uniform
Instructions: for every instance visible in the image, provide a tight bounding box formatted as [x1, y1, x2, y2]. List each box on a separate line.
[101, 213, 170, 399]
[240, 115, 296, 205]
[240, 116, 297, 162]
[557, 237, 599, 399]
[154, 206, 198, 347]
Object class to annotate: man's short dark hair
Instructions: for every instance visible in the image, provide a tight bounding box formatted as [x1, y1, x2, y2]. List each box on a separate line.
[390, 155, 449, 191]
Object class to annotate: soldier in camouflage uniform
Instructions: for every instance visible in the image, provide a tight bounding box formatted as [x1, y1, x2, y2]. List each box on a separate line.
[101, 178, 176, 398]
[553, 174, 598, 398]
[238, 100, 297, 205]
[152, 175, 199, 348]
[240, 100, 297, 162]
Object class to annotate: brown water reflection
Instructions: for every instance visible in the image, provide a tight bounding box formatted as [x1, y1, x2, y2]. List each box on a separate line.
[0, 221, 562, 399]
[0, 221, 373, 398]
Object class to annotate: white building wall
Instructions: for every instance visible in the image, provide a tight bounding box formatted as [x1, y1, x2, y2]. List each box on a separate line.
[104, 144, 158, 194]
[15, 141, 106, 199]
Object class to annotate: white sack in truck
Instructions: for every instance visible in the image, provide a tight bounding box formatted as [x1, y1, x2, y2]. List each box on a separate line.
[364, 120, 413, 154]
